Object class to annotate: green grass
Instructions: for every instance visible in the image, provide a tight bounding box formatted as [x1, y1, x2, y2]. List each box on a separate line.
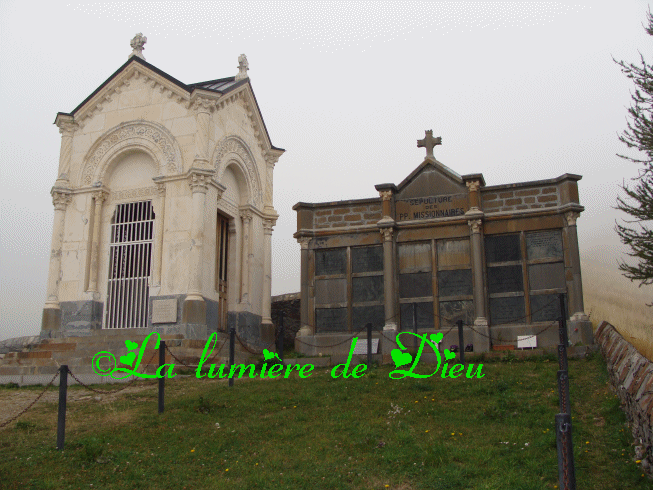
[0, 354, 648, 490]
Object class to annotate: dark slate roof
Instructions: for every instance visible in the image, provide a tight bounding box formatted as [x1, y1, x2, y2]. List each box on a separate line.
[188, 76, 242, 92]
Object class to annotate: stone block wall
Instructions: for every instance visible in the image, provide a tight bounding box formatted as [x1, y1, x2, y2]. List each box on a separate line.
[595, 321, 653, 476]
[481, 185, 559, 213]
[313, 201, 382, 229]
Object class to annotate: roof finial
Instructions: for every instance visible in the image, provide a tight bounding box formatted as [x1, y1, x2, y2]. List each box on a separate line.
[129, 33, 147, 60]
[235, 54, 249, 81]
[417, 130, 442, 160]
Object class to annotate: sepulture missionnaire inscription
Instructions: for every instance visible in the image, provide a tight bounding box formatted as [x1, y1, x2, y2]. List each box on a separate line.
[396, 194, 469, 221]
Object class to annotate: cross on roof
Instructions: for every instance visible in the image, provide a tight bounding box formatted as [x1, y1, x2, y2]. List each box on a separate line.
[417, 130, 442, 159]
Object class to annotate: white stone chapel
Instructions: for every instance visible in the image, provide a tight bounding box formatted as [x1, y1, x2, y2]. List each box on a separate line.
[41, 34, 284, 345]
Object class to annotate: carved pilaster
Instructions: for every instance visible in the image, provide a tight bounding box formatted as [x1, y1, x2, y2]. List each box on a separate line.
[88, 190, 108, 294]
[298, 236, 311, 249]
[55, 118, 78, 182]
[52, 190, 72, 211]
[466, 180, 481, 210]
[152, 182, 166, 287]
[191, 98, 214, 168]
[240, 209, 253, 303]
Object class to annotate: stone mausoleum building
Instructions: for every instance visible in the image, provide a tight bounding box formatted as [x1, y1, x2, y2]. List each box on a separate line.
[294, 131, 593, 355]
[41, 35, 283, 345]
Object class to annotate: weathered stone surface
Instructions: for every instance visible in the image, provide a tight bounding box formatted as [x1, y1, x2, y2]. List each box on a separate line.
[596, 321, 653, 478]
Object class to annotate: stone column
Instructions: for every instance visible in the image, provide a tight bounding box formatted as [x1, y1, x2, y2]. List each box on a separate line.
[564, 211, 592, 344]
[468, 217, 490, 352]
[88, 190, 108, 294]
[55, 117, 77, 184]
[152, 182, 166, 287]
[239, 210, 253, 304]
[183, 171, 211, 327]
[297, 237, 312, 336]
[380, 227, 398, 364]
[264, 152, 281, 214]
[262, 219, 275, 325]
[41, 189, 72, 334]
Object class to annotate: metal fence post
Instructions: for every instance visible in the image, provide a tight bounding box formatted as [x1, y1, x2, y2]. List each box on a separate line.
[366, 322, 373, 367]
[457, 319, 465, 364]
[278, 311, 285, 362]
[556, 413, 576, 490]
[412, 302, 418, 352]
[158, 340, 165, 414]
[229, 326, 235, 387]
[56, 365, 68, 450]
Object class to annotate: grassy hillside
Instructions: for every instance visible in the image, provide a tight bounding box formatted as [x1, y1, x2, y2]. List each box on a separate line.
[0, 354, 648, 490]
[582, 257, 652, 360]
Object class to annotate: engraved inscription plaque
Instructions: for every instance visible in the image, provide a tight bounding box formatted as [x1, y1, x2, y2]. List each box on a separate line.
[526, 230, 563, 261]
[438, 269, 473, 297]
[353, 338, 380, 354]
[352, 246, 383, 273]
[152, 298, 177, 324]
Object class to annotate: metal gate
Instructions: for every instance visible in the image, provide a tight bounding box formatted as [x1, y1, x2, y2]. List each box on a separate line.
[105, 200, 154, 329]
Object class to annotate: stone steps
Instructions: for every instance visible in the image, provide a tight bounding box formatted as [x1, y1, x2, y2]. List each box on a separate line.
[0, 331, 259, 382]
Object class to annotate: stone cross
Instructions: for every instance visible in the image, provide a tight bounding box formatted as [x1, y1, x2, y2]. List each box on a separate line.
[417, 130, 442, 159]
[235, 54, 249, 81]
[129, 33, 147, 60]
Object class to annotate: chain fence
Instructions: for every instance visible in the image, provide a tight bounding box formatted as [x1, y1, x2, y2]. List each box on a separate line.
[0, 371, 60, 429]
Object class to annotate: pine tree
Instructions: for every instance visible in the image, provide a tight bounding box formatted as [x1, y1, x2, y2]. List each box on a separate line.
[614, 9, 653, 298]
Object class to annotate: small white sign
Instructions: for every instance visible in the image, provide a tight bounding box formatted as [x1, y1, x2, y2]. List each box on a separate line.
[517, 335, 537, 349]
[152, 299, 177, 324]
[353, 338, 379, 355]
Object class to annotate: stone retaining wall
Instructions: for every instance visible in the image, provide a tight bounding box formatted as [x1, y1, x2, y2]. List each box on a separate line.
[595, 321, 653, 475]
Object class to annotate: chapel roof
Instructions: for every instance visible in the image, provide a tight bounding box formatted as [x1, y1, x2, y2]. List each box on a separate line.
[56, 55, 284, 151]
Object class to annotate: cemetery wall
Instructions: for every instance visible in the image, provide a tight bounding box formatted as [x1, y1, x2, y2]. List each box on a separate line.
[595, 321, 653, 474]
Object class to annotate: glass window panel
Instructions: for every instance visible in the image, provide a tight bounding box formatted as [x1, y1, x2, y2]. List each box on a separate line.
[315, 248, 346, 276]
[438, 269, 473, 297]
[531, 294, 567, 322]
[315, 308, 348, 333]
[439, 300, 475, 326]
[437, 239, 471, 268]
[399, 272, 433, 299]
[485, 234, 521, 263]
[315, 278, 347, 305]
[352, 305, 385, 331]
[400, 302, 434, 330]
[352, 276, 384, 303]
[490, 296, 526, 325]
[351, 246, 383, 273]
[398, 242, 432, 273]
[488, 265, 524, 294]
[528, 262, 566, 291]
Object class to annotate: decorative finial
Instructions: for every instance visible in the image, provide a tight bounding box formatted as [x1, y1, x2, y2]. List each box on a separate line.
[129, 33, 147, 60]
[417, 130, 442, 159]
[235, 54, 249, 81]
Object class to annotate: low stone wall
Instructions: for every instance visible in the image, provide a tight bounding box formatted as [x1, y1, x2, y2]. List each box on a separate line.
[595, 321, 653, 475]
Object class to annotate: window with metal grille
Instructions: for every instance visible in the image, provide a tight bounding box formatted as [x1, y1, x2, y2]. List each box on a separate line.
[105, 200, 154, 329]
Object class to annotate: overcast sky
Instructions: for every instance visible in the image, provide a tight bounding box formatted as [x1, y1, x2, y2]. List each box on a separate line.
[0, 1, 651, 341]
